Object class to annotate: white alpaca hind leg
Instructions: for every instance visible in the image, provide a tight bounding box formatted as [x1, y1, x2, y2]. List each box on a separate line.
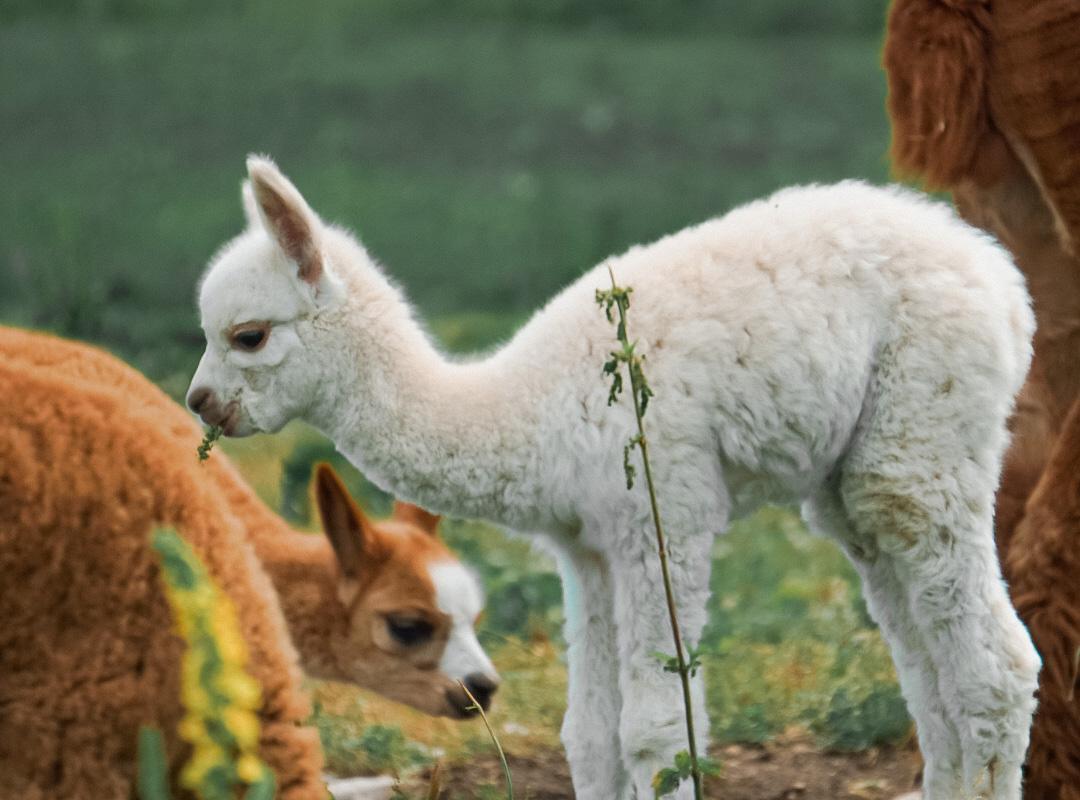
[840, 472, 1038, 800]
[804, 492, 962, 799]
[897, 541, 1038, 800]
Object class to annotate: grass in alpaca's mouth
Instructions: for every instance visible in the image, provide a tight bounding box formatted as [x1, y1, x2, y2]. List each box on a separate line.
[197, 425, 224, 462]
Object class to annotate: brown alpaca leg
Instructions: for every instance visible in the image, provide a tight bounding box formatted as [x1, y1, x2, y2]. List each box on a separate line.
[994, 356, 1059, 552]
[953, 148, 1080, 418]
[953, 149, 1080, 551]
[1007, 394, 1080, 800]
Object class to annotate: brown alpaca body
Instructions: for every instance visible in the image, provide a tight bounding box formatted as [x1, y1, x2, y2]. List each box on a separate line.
[1008, 394, 1080, 800]
[886, 0, 1080, 252]
[0, 349, 321, 800]
[885, 2, 1080, 796]
[0, 327, 491, 799]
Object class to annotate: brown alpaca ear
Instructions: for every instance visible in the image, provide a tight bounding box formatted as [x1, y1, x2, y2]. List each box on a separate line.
[392, 501, 442, 537]
[314, 464, 376, 593]
[246, 154, 323, 285]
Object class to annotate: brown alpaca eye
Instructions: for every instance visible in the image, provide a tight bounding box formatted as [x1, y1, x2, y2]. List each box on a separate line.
[231, 327, 267, 351]
[386, 616, 434, 646]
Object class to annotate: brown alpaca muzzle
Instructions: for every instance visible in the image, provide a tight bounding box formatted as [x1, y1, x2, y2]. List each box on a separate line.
[445, 685, 482, 719]
[445, 672, 499, 718]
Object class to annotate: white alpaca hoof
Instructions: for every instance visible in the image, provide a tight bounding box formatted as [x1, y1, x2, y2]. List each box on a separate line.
[890, 792, 921, 800]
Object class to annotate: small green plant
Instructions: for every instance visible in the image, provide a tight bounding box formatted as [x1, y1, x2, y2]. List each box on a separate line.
[459, 680, 514, 800]
[138, 527, 276, 800]
[813, 684, 911, 752]
[713, 702, 774, 745]
[312, 700, 430, 778]
[197, 425, 223, 462]
[361, 726, 422, 773]
[596, 268, 719, 799]
[137, 727, 172, 800]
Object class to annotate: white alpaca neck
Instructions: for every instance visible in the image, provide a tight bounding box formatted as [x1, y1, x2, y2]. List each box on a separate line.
[306, 258, 543, 528]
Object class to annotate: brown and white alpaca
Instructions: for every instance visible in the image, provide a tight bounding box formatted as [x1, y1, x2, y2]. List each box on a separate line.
[884, 2, 1080, 796]
[0, 327, 496, 800]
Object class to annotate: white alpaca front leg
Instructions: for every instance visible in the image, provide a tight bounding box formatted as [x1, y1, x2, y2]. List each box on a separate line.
[556, 544, 629, 799]
[609, 516, 712, 800]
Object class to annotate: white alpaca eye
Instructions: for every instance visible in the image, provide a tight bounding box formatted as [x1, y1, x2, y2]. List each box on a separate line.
[229, 324, 270, 352]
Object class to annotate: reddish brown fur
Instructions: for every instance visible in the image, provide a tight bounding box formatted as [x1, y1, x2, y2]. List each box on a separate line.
[953, 149, 1080, 553]
[1007, 394, 1080, 800]
[0, 357, 322, 800]
[885, 0, 1080, 251]
[0, 327, 473, 799]
[884, 0, 1000, 188]
[885, 3, 1080, 795]
[986, 0, 1080, 253]
[390, 500, 442, 536]
[278, 465, 480, 716]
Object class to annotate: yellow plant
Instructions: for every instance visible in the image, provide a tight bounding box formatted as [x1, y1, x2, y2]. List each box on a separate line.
[139, 528, 275, 800]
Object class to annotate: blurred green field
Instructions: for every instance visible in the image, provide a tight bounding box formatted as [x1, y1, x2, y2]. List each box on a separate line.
[2, 0, 911, 788]
[1, 3, 891, 389]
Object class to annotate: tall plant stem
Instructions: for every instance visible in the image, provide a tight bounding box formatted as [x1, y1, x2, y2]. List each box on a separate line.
[604, 266, 704, 800]
[459, 681, 514, 800]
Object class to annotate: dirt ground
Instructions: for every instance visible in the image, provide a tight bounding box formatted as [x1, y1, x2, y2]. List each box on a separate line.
[410, 734, 922, 799]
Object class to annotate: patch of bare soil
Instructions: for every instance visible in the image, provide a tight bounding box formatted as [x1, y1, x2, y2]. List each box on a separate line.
[411, 734, 921, 800]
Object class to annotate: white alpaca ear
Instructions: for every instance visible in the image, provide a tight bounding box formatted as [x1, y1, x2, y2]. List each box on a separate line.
[241, 180, 261, 230]
[246, 154, 324, 286]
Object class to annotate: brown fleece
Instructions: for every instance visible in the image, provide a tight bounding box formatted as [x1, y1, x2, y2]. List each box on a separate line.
[0, 356, 323, 800]
[951, 151, 1080, 554]
[0, 326, 479, 798]
[987, 0, 1080, 253]
[0, 326, 473, 711]
[884, 4, 1080, 794]
[885, 0, 1080, 251]
[884, 0, 999, 188]
[1007, 394, 1080, 800]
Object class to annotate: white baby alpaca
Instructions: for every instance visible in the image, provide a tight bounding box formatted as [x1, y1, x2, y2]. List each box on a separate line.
[189, 158, 1040, 800]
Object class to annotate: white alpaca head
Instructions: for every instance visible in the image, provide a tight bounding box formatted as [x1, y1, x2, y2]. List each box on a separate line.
[187, 156, 352, 435]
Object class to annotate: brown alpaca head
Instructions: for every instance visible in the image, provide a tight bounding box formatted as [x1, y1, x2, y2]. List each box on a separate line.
[310, 464, 498, 718]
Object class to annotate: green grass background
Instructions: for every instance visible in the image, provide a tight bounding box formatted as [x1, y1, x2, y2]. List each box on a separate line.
[1, 0, 913, 784]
